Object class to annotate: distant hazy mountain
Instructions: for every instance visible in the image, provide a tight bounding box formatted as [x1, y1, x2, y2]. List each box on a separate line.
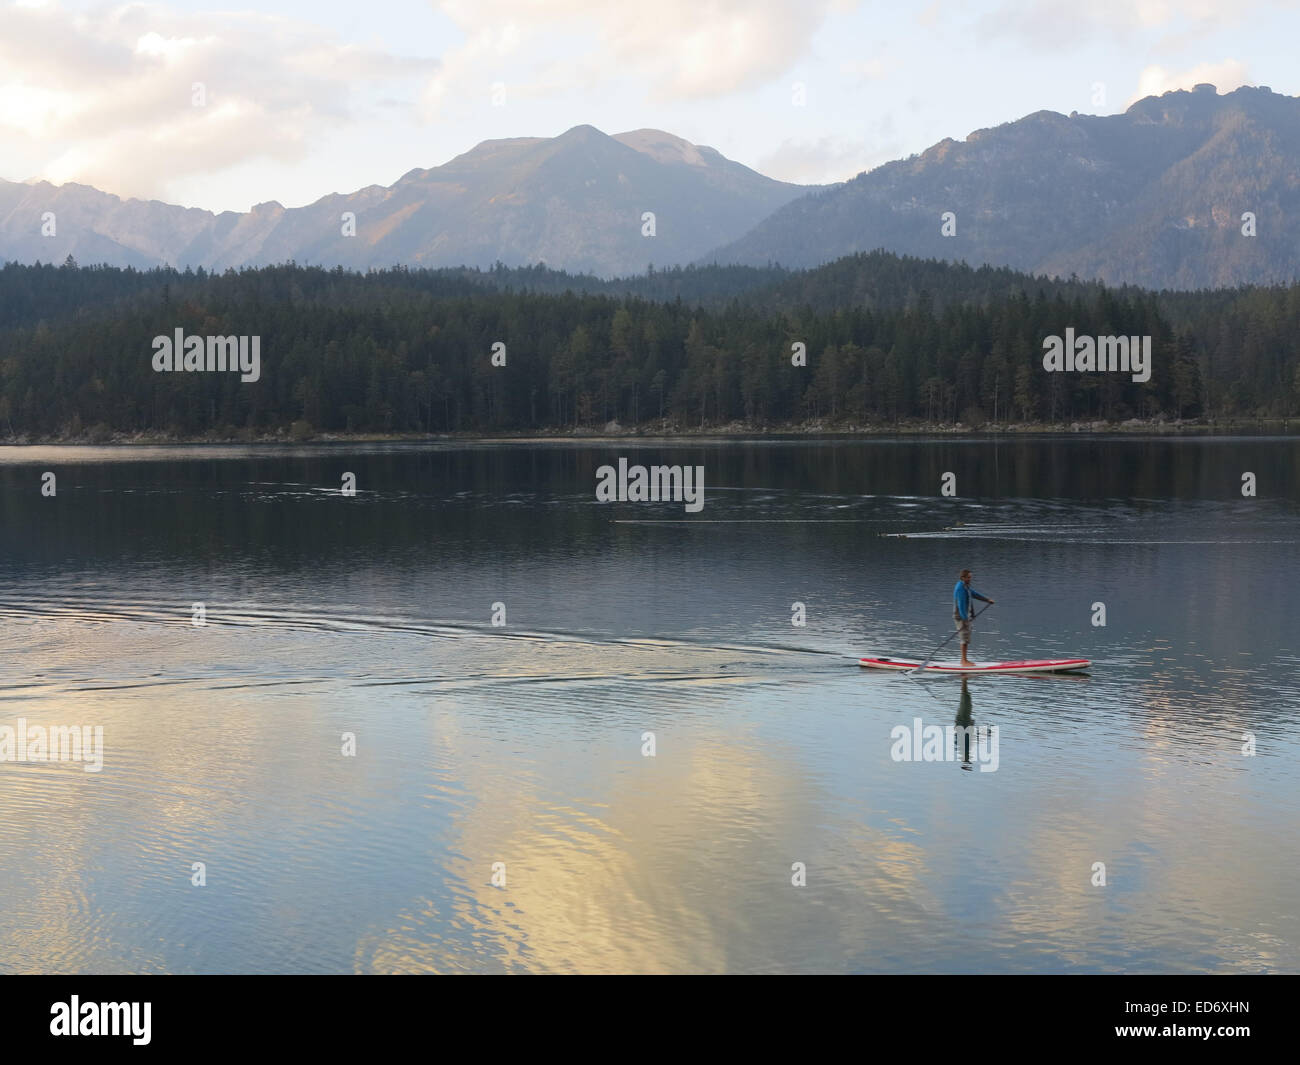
[707, 85, 1300, 290]
[0, 127, 811, 278]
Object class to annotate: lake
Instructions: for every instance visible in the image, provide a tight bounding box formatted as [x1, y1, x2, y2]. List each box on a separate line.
[0, 436, 1296, 974]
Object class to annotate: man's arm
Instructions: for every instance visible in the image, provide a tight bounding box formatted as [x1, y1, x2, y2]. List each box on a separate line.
[972, 588, 995, 604]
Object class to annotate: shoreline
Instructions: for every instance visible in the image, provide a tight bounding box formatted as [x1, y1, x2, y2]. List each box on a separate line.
[2, 416, 1296, 446]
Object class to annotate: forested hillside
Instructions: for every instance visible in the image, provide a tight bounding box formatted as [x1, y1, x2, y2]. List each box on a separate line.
[1, 253, 1295, 439]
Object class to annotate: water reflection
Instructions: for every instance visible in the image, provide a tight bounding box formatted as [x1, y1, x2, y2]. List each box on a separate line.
[0, 438, 1296, 973]
[957, 678, 975, 770]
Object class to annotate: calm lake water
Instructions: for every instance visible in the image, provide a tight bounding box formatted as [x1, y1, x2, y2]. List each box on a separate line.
[0, 436, 1296, 974]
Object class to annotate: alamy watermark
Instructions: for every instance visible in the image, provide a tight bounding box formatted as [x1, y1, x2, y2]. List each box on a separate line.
[152, 329, 261, 382]
[595, 457, 705, 513]
[0, 718, 103, 772]
[890, 716, 999, 772]
[50, 997, 150, 1045]
[1042, 328, 1151, 383]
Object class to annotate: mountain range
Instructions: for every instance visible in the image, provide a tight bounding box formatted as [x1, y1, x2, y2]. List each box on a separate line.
[710, 84, 1300, 289]
[0, 127, 811, 278]
[3, 85, 1299, 289]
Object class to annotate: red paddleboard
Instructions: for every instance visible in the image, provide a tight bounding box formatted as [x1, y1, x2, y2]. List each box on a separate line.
[860, 656, 1090, 674]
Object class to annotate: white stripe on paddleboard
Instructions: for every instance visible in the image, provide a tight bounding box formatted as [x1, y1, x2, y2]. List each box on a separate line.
[860, 657, 1090, 673]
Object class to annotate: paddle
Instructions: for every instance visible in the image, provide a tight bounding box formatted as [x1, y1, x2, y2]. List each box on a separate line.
[905, 600, 994, 675]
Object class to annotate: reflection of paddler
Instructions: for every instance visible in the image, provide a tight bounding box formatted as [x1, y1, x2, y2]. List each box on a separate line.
[956, 676, 974, 768]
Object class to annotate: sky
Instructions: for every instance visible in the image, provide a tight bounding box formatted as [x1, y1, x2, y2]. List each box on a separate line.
[1, 0, 1297, 213]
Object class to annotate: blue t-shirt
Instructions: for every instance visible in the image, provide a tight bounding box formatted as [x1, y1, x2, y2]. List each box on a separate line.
[953, 581, 990, 620]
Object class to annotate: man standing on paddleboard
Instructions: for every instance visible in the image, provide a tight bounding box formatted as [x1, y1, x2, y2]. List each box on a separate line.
[953, 569, 994, 667]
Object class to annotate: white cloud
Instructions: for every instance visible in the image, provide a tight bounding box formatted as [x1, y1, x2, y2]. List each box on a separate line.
[1130, 59, 1252, 102]
[839, 57, 891, 84]
[970, 0, 1265, 48]
[421, 0, 853, 118]
[0, 2, 437, 199]
[133, 30, 208, 62]
[757, 130, 898, 184]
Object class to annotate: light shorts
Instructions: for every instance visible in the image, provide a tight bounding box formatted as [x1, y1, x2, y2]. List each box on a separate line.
[954, 615, 972, 643]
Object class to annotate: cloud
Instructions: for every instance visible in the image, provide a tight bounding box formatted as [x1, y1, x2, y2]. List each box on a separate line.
[0, 2, 437, 199]
[839, 57, 891, 84]
[1130, 59, 1252, 103]
[421, 0, 853, 117]
[757, 128, 900, 184]
[969, 0, 1266, 49]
